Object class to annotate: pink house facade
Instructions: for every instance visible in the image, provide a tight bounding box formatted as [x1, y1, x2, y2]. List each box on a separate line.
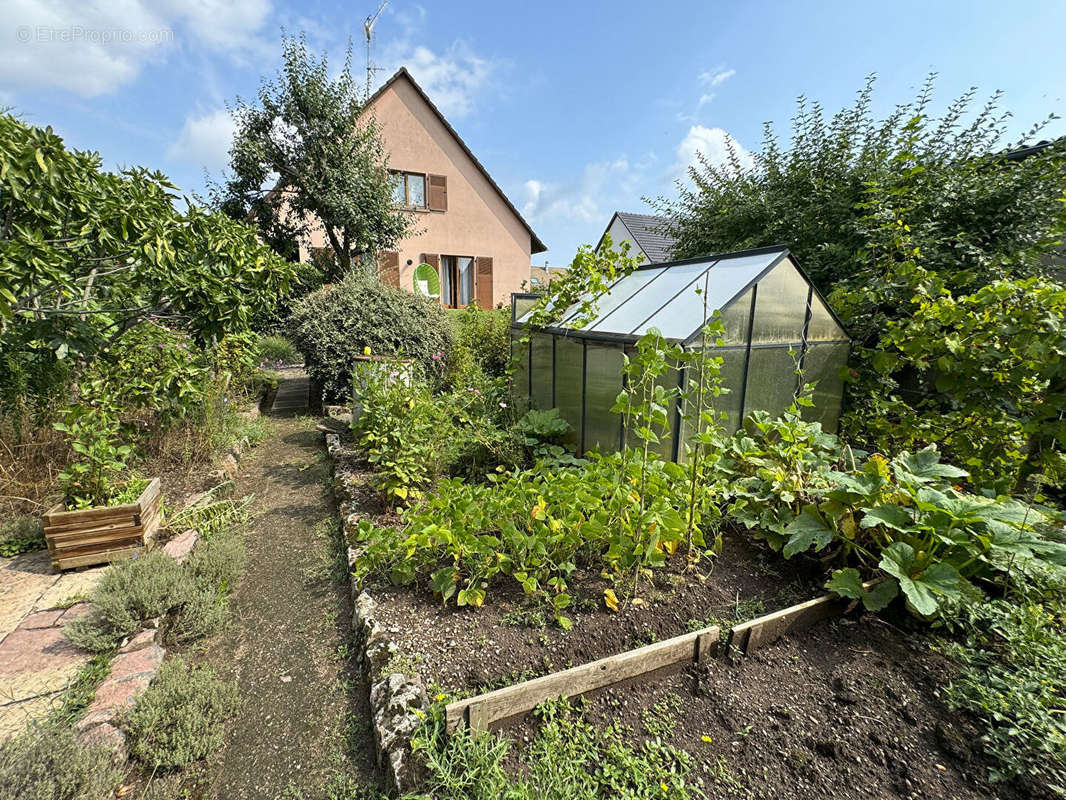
[298, 68, 546, 308]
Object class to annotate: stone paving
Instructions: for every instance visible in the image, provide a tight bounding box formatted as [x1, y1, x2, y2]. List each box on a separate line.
[0, 549, 106, 740]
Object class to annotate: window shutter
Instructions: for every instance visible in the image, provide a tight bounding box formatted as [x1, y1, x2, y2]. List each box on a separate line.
[427, 174, 448, 212]
[475, 256, 493, 308]
[379, 251, 400, 287]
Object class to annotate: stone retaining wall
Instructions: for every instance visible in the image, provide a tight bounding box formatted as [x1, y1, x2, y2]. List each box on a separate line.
[327, 431, 430, 795]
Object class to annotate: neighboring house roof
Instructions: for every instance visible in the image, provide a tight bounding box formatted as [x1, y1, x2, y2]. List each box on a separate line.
[367, 68, 547, 254]
[529, 266, 567, 288]
[597, 212, 678, 263]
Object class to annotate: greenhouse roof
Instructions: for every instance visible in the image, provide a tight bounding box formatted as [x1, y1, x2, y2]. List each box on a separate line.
[518, 245, 846, 344]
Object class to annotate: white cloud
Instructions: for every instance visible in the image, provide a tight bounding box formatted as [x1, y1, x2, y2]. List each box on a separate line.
[373, 9, 497, 119]
[0, 0, 273, 98]
[697, 93, 715, 107]
[674, 125, 752, 179]
[699, 66, 735, 87]
[521, 157, 649, 224]
[168, 108, 235, 170]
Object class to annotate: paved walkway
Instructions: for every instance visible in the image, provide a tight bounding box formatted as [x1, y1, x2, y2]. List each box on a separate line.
[271, 368, 310, 414]
[0, 550, 103, 739]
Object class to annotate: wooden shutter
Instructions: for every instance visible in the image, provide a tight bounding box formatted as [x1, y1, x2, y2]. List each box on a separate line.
[475, 257, 493, 308]
[427, 174, 448, 212]
[379, 251, 400, 287]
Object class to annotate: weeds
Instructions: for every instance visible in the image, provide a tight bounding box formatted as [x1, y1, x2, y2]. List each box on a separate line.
[121, 657, 240, 769]
[642, 691, 684, 739]
[65, 524, 246, 652]
[0, 724, 120, 800]
[0, 514, 45, 557]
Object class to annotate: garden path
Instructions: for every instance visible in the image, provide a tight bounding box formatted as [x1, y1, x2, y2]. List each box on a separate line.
[180, 414, 377, 799]
[0, 550, 102, 740]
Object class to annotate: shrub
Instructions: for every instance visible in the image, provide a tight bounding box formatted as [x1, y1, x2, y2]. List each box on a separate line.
[288, 275, 454, 402]
[0, 725, 120, 800]
[65, 527, 246, 652]
[447, 305, 511, 381]
[120, 657, 240, 769]
[256, 334, 300, 366]
[65, 552, 190, 651]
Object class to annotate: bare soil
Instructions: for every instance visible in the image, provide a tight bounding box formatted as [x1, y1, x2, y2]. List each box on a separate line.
[344, 457, 822, 696]
[502, 618, 1047, 800]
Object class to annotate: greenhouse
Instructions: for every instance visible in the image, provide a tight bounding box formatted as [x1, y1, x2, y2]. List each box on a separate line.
[510, 245, 850, 462]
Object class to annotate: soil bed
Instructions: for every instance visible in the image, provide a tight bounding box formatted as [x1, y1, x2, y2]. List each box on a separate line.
[346, 461, 823, 697]
[502, 618, 1045, 800]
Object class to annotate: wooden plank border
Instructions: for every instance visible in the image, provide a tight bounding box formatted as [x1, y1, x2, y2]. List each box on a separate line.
[445, 624, 721, 733]
[446, 580, 880, 734]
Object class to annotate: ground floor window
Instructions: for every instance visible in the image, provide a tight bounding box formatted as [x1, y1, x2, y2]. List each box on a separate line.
[440, 255, 474, 307]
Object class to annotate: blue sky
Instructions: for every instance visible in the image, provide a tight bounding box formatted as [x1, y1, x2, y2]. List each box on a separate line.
[2, 0, 1064, 266]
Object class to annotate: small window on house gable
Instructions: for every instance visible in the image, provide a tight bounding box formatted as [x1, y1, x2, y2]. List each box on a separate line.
[390, 171, 427, 208]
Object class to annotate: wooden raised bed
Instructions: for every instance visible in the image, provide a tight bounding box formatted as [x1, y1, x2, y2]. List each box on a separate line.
[43, 478, 162, 570]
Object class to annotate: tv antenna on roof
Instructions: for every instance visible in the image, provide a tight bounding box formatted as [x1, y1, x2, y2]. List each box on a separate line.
[364, 1, 388, 100]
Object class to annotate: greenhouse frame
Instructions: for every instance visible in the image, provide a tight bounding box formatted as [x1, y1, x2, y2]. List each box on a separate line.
[510, 245, 851, 462]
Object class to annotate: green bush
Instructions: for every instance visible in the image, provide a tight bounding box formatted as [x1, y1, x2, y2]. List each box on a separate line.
[287, 275, 454, 402]
[0, 724, 120, 800]
[447, 305, 511, 381]
[256, 334, 300, 367]
[120, 657, 240, 769]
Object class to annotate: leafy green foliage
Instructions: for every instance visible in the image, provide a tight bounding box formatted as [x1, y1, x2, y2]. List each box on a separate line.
[121, 657, 240, 769]
[521, 235, 641, 331]
[65, 524, 246, 652]
[0, 514, 45, 557]
[412, 699, 698, 800]
[288, 275, 454, 402]
[513, 408, 581, 468]
[0, 724, 120, 800]
[256, 334, 300, 367]
[215, 34, 411, 275]
[0, 113, 296, 381]
[350, 449, 716, 627]
[941, 572, 1066, 788]
[722, 398, 1065, 616]
[865, 277, 1066, 491]
[447, 305, 511, 382]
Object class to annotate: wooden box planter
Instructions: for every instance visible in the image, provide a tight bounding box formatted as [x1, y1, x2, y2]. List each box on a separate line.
[42, 478, 163, 571]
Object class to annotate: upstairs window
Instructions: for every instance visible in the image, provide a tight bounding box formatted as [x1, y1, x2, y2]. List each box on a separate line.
[391, 171, 426, 208]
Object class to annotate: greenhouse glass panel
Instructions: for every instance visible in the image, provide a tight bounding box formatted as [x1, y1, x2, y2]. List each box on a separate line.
[583, 343, 624, 453]
[530, 333, 554, 410]
[560, 267, 667, 329]
[743, 346, 798, 419]
[750, 260, 809, 345]
[624, 362, 678, 460]
[714, 288, 754, 346]
[553, 335, 584, 447]
[677, 347, 746, 460]
[633, 251, 782, 340]
[511, 334, 530, 408]
[799, 342, 848, 432]
[806, 293, 848, 341]
[595, 261, 715, 337]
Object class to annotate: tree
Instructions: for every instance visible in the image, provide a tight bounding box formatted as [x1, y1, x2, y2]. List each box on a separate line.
[0, 113, 296, 410]
[657, 75, 1065, 296]
[216, 34, 412, 278]
[654, 75, 1066, 490]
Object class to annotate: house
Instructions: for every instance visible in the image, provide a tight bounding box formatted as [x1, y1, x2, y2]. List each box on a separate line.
[595, 212, 678, 265]
[528, 265, 567, 290]
[299, 67, 547, 308]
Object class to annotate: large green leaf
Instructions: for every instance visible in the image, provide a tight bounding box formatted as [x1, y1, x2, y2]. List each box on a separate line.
[878, 543, 960, 616]
[783, 506, 836, 558]
[894, 447, 969, 483]
[859, 504, 913, 532]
